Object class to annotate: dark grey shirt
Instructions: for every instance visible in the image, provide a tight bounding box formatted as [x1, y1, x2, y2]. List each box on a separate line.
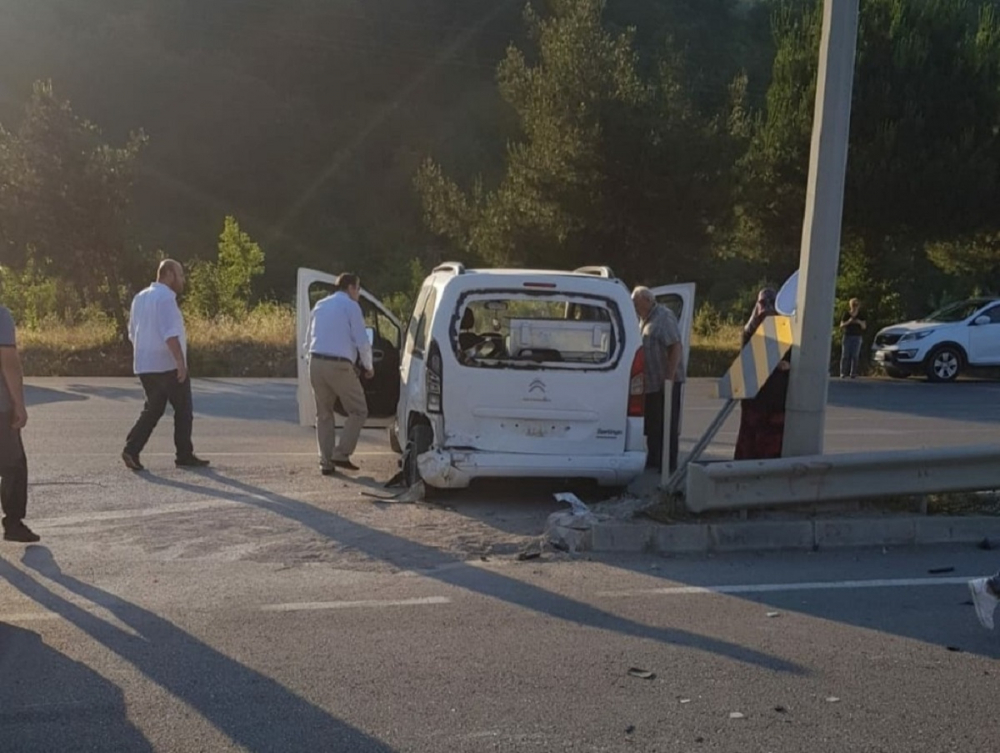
[0, 306, 15, 412]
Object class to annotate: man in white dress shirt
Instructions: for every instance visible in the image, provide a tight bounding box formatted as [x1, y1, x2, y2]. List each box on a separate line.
[305, 273, 373, 475]
[122, 260, 208, 471]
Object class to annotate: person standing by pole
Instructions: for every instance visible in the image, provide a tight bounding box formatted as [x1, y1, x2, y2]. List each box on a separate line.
[0, 305, 39, 542]
[305, 273, 373, 475]
[122, 260, 209, 471]
[735, 288, 790, 460]
[631, 287, 684, 473]
[839, 298, 866, 378]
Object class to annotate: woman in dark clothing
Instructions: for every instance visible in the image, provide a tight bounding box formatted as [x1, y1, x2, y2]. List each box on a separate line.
[734, 288, 790, 460]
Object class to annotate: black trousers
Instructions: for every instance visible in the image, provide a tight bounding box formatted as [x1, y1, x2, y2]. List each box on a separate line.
[644, 383, 682, 473]
[125, 371, 194, 459]
[0, 416, 28, 529]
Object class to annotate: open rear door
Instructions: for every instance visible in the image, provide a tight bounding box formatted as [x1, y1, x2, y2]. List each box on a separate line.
[649, 282, 696, 374]
[296, 268, 402, 427]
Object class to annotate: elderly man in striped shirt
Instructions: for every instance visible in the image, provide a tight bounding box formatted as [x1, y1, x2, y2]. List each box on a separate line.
[632, 287, 685, 473]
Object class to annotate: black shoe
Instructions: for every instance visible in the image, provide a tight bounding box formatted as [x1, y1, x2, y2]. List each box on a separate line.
[3, 524, 40, 543]
[332, 459, 360, 471]
[122, 450, 145, 471]
[175, 455, 210, 468]
[321, 467, 338, 476]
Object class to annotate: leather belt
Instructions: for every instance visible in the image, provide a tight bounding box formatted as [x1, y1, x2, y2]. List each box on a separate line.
[310, 353, 353, 363]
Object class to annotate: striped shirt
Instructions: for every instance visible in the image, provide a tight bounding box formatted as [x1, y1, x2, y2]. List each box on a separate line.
[641, 304, 684, 391]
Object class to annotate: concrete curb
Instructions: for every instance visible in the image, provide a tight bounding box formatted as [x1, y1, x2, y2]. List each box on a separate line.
[590, 516, 1000, 555]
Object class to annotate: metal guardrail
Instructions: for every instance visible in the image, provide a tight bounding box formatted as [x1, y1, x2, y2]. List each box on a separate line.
[685, 444, 1000, 513]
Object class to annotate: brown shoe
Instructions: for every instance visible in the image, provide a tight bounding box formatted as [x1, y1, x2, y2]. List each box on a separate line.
[122, 450, 145, 471]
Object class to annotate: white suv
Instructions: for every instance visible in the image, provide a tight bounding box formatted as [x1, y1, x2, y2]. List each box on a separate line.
[871, 297, 1000, 382]
[296, 264, 694, 490]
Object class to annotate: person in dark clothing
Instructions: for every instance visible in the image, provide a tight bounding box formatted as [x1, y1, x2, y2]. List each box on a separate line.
[734, 288, 790, 461]
[0, 305, 39, 542]
[839, 298, 866, 378]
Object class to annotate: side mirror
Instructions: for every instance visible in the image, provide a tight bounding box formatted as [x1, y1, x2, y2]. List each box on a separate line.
[365, 326, 375, 344]
[974, 315, 991, 326]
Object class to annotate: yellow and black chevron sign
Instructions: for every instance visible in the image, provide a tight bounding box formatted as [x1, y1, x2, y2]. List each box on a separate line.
[717, 315, 794, 400]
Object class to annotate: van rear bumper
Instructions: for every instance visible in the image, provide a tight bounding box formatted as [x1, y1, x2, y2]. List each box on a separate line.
[417, 449, 647, 489]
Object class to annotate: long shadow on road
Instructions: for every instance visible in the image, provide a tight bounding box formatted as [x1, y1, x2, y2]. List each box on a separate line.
[0, 549, 397, 753]
[139, 469, 807, 676]
[0, 621, 154, 753]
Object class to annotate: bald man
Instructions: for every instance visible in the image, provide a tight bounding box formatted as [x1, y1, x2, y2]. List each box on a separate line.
[122, 260, 209, 471]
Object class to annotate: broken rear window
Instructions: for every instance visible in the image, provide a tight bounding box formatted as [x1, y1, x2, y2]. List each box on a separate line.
[453, 294, 621, 368]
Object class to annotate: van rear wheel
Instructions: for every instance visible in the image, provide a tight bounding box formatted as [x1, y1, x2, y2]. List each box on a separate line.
[403, 424, 438, 497]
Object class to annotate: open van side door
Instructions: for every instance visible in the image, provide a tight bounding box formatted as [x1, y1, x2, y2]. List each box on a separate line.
[296, 268, 403, 427]
[649, 282, 696, 373]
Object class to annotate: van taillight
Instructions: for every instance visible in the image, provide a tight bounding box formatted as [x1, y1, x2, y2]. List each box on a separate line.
[427, 340, 443, 414]
[628, 348, 645, 417]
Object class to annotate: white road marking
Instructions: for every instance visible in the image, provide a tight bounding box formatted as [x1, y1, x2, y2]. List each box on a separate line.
[0, 612, 60, 622]
[27, 451, 395, 457]
[28, 499, 241, 529]
[261, 596, 451, 612]
[598, 576, 972, 598]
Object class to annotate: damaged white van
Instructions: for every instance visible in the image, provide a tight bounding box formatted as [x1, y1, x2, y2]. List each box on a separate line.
[296, 264, 693, 490]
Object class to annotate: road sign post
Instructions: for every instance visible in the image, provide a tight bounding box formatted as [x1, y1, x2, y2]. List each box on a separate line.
[783, 0, 860, 458]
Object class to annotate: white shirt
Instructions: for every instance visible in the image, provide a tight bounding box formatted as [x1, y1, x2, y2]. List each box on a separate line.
[128, 282, 187, 374]
[306, 291, 373, 371]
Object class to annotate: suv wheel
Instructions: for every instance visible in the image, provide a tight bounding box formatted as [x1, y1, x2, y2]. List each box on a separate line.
[925, 346, 962, 383]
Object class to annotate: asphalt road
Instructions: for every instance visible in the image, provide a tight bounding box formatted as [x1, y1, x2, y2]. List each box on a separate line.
[2, 377, 999, 752]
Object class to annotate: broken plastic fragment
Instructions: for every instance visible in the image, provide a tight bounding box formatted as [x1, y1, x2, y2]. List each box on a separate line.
[826, 697, 841, 703]
[729, 712, 745, 720]
[766, 611, 780, 618]
[627, 668, 656, 680]
[554, 492, 591, 515]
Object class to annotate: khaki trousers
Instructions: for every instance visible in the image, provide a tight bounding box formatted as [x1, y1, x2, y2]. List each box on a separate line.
[309, 359, 368, 468]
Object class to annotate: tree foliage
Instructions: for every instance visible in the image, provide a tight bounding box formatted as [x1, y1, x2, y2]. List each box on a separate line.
[185, 216, 266, 320]
[416, 0, 739, 286]
[0, 81, 148, 336]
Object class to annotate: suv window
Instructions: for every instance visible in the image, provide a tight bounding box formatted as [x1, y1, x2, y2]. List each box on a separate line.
[454, 293, 620, 368]
[405, 285, 436, 356]
[983, 305, 1000, 324]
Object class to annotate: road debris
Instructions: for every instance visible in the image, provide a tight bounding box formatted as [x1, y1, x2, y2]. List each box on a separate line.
[627, 668, 656, 680]
[766, 611, 781, 618]
[625, 725, 635, 735]
[545, 493, 607, 553]
[825, 696, 841, 703]
[774, 705, 787, 713]
[979, 537, 993, 551]
[729, 712, 745, 720]
[928, 566, 955, 574]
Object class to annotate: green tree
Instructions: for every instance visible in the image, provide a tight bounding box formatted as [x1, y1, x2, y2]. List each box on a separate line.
[185, 216, 266, 320]
[0, 80, 148, 336]
[733, 0, 1000, 316]
[415, 0, 737, 286]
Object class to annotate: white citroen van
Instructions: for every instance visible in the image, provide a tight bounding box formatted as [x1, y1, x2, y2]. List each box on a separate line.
[296, 264, 694, 490]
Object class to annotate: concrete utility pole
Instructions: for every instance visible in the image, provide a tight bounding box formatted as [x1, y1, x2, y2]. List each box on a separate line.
[783, 0, 860, 457]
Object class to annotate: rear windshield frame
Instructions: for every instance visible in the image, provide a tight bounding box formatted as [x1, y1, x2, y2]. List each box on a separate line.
[449, 288, 627, 372]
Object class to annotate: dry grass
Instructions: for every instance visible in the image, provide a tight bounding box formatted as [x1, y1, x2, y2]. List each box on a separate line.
[21, 305, 296, 377]
[20, 306, 740, 378]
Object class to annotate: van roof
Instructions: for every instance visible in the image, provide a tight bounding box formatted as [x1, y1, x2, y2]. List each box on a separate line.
[431, 267, 628, 284]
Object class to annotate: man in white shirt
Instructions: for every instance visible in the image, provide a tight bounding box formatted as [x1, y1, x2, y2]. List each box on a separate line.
[305, 273, 373, 474]
[122, 260, 208, 471]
